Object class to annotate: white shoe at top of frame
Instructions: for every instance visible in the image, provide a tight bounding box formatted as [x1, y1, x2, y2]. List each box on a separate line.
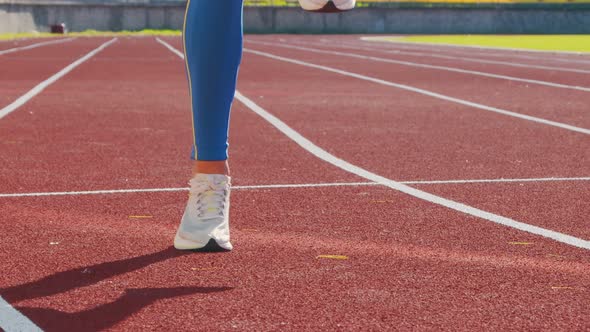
[174, 173, 233, 251]
[298, 0, 357, 12]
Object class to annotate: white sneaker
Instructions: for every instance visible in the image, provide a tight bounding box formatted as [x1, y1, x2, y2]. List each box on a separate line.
[174, 173, 232, 251]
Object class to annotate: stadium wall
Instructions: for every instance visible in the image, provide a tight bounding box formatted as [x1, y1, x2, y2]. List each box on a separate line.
[1, 1, 590, 34]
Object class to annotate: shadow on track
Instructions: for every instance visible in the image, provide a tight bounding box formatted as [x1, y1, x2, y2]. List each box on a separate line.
[0, 247, 189, 303]
[17, 286, 231, 331]
[0, 246, 233, 331]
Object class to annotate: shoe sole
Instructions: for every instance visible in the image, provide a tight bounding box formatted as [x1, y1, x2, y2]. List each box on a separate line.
[174, 234, 232, 252]
[195, 239, 231, 252]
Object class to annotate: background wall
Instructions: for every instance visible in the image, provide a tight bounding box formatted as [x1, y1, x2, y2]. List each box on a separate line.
[1, 1, 590, 34]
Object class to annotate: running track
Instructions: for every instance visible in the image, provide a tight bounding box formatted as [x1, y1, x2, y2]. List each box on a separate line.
[0, 35, 589, 331]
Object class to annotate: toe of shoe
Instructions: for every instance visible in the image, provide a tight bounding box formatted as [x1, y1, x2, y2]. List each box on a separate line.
[173, 232, 208, 250]
[174, 233, 233, 251]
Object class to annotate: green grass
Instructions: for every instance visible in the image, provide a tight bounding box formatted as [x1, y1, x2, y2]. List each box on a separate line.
[0, 32, 54, 40]
[0, 29, 181, 41]
[365, 35, 590, 53]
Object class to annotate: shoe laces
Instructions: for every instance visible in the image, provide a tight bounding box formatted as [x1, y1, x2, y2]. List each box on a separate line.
[189, 177, 229, 219]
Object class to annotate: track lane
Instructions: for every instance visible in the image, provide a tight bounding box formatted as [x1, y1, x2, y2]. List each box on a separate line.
[243, 40, 590, 129]
[2, 36, 589, 331]
[276, 35, 590, 71]
[0, 36, 358, 193]
[418, 181, 590, 240]
[0, 37, 68, 51]
[0, 38, 33, 50]
[337, 35, 590, 70]
[0, 38, 74, 56]
[1, 187, 589, 331]
[215, 39, 590, 181]
[363, 39, 590, 68]
[257, 36, 590, 89]
[174, 37, 590, 246]
[0, 38, 109, 107]
[0, 38, 116, 120]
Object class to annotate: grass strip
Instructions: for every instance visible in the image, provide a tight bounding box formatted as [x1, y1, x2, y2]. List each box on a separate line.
[366, 35, 590, 53]
[0, 29, 181, 41]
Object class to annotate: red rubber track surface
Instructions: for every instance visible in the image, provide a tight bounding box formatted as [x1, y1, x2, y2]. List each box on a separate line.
[257, 35, 590, 83]
[1, 36, 589, 331]
[0, 38, 70, 51]
[288, 35, 590, 72]
[242, 37, 590, 128]
[0, 38, 109, 106]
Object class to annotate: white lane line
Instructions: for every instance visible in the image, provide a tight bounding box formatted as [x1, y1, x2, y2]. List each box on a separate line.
[292, 39, 590, 74]
[336, 38, 590, 75]
[0, 187, 190, 198]
[0, 296, 43, 332]
[292, 36, 590, 76]
[235, 91, 590, 250]
[2, 177, 590, 198]
[285, 36, 590, 67]
[0, 182, 374, 198]
[242, 47, 590, 136]
[0, 38, 75, 56]
[0, 38, 117, 120]
[380, 47, 590, 75]
[356, 39, 590, 66]
[234, 182, 375, 189]
[306, 36, 590, 67]
[404, 176, 590, 185]
[246, 40, 590, 92]
[156, 37, 183, 58]
[158, 38, 590, 250]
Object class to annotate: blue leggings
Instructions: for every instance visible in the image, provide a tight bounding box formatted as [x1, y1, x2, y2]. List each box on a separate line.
[183, 0, 244, 161]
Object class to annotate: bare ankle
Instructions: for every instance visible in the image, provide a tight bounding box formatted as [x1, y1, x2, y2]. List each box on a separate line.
[193, 160, 230, 176]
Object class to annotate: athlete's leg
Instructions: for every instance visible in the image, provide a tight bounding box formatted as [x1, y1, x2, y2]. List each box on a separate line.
[174, 0, 243, 251]
[184, 0, 243, 175]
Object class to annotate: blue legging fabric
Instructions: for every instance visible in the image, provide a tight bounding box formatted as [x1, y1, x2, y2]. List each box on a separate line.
[183, 0, 244, 161]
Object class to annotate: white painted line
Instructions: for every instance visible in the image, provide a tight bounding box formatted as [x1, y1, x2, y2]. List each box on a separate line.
[404, 176, 590, 185]
[0, 182, 372, 198]
[293, 36, 590, 78]
[268, 36, 590, 68]
[305, 36, 590, 67]
[363, 42, 590, 75]
[246, 40, 590, 92]
[0, 187, 190, 198]
[0, 38, 117, 120]
[242, 47, 590, 136]
[355, 39, 590, 66]
[0, 38, 75, 56]
[0, 296, 43, 332]
[158, 38, 590, 250]
[234, 182, 376, 190]
[0, 177, 588, 197]
[0, 36, 115, 332]
[156, 37, 183, 58]
[2, 177, 590, 198]
[301, 37, 590, 75]
[361, 36, 590, 56]
[235, 91, 590, 250]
